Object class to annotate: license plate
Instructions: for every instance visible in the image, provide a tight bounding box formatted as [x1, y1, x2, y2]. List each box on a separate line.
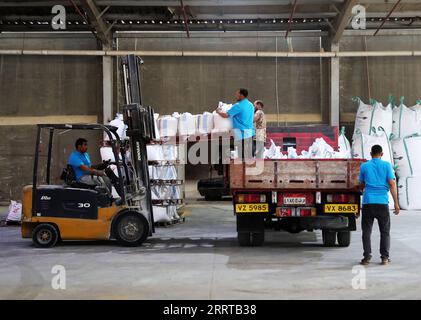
[324, 204, 359, 214]
[284, 197, 306, 205]
[235, 203, 269, 213]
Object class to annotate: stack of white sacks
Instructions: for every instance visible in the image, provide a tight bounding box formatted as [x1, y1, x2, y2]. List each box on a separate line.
[351, 97, 421, 210]
[154, 101, 232, 138]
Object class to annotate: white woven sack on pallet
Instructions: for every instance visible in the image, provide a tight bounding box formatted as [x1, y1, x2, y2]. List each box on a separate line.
[153, 206, 171, 223]
[398, 176, 421, 210]
[391, 134, 421, 178]
[174, 112, 196, 135]
[196, 112, 214, 134]
[212, 102, 232, 133]
[147, 145, 163, 161]
[157, 115, 178, 137]
[352, 128, 394, 165]
[392, 104, 421, 139]
[352, 99, 392, 141]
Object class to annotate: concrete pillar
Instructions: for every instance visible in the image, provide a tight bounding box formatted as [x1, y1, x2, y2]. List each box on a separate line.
[102, 55, 113, 124]
[330, 43, 340, 127]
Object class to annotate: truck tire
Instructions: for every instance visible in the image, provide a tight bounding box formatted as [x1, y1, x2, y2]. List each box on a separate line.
[238, 232, 251, 246]
[337, 231, 351, 247]
[322, 230, 337, 247]
[113, 211, 149, 247]
[251, 232, 265, 247]
[32, 223, 59, 248]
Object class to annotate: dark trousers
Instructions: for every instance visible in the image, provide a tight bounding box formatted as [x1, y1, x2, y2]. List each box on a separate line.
[361, 204, 391, 259]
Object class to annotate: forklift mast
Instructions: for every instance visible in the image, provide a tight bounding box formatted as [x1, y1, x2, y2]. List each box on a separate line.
[120, 55, 156, 234]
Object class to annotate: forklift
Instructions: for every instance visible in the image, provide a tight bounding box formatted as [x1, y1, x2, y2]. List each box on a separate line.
[21, 55, 157, 248]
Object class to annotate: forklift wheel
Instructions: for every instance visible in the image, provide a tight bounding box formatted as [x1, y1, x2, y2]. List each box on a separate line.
[32, 224, 59, 248]
[113, 212, 149, 247]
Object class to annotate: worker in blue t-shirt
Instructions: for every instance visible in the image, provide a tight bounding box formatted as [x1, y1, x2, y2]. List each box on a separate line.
[68, 138, 112, 197]
[215, 88, 255, 159]
[358, 144, 400, 266]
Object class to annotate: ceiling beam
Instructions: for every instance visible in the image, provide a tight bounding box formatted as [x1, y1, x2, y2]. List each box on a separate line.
[331, 0, 358, 44]
[78, 0, 112, 48]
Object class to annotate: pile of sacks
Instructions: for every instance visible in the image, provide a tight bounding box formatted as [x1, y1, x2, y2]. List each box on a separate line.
[263, 131, 351, 160]
[155, 101, 233, 138]
[351, 97, 421, 210]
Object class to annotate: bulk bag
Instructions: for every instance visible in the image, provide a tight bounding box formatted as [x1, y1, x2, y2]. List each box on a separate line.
[153, 206, 171, 223]
[147, 145, 164, 161]
[196, 112, 214, 134]
[175, 112, 196, 136]
[157, 115, 178, 137]
[391, 134, 421, 178]
[105, 113, 127, 141]
[352, 128, 394, 165]
[212, 102, 232, 133]
[398, 176, 421, 210]
[392, 104, 421, 139]
[338, 127, 352, 159]
[352, 98, 392, 141]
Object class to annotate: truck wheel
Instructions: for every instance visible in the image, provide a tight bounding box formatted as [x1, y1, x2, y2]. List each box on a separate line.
[238, 232, 251, 246]
[251, 232, 265, 247]
[337, 231, 351, 247]
[32, 224, 59, 248]
[322, 230, 337, 247]
[114, 212, 149, 247]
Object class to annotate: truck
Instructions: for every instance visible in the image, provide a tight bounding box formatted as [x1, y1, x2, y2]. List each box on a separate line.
[230, 158, 363, 247]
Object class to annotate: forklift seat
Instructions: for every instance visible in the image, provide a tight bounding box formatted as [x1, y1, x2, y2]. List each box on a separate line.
[60, 165, 96, 190]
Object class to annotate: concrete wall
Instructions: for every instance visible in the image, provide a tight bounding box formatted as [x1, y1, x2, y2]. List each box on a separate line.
[0, 33, 102, 203]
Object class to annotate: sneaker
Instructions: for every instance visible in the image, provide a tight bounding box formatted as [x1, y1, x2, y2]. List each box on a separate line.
[360, 258, 371, 266]
[381, 258, 390, 265]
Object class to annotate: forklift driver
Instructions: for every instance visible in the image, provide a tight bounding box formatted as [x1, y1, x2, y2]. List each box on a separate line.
[68, 138, 113, 197]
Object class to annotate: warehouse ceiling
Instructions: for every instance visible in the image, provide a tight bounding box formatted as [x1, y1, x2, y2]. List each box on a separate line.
[1, 1, 421, 41]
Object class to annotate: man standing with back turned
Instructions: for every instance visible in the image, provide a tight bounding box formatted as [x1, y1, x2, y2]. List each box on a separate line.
[358, 145, 400, 266]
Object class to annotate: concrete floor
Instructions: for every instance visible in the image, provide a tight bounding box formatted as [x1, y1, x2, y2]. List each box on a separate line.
[1, 201, 421, 300]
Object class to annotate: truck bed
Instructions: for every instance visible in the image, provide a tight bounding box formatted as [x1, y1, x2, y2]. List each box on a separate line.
[230, 159, 364, 191]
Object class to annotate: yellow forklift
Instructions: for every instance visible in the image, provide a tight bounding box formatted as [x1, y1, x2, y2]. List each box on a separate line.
[21, 55, 157, 247]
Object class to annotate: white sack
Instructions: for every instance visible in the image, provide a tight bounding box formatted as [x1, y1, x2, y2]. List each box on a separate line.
[391, 134, 421, 178]
[7, 200, 22, 222]
[392, 104, 421, 139]
[352, 129, 394, 165]
[212, 102, 232, 133]
[162, 145, 178, 161]
[287, 147, 298, 159]
[147, 145, 164, 161]
[196, 112, 214, 134]
[264, 139, 285, 159]
[104, 113, 127, 141]
[398, 176, 421, 210]
[338, 130, 352, 159]
[307, 138, 335, 159]
[353, 100, 392, 141]
[153, 206, 171, 223]
[157, 116, 178, 137]
[176, 112, 196, 136]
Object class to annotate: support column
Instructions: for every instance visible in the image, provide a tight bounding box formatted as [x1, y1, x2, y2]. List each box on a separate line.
[330, 43, 340, 127]
[103, 54, 113, 124]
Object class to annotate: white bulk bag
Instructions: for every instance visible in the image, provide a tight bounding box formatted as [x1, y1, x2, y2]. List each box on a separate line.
[196, 112, 214, 134]
[307, 138, 335, 159]
[352, 128, 394, 165]
[352, 99, 392, 141]
[7, 200, 22, 222]
[338, 129, 352, 159]
[162, 145, 178, 161]
[175, 112, 196, 136]
[153, 206, 171, 223]
[147, 145, 164, 161]
[392, 104, 421, 139]
[104, 113, 127, 141]
[157, 116, 178, 137]
[153, 113, 161, 141]
[391, 134, 421, 178]
[212, 102, 232, 133]
[398, 176, 421, 210]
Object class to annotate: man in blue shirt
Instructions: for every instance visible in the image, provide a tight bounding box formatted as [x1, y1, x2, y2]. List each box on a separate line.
[215, 88, 255, 159]
[68, 138, 112, 197]
[358, 145, 400, 266]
